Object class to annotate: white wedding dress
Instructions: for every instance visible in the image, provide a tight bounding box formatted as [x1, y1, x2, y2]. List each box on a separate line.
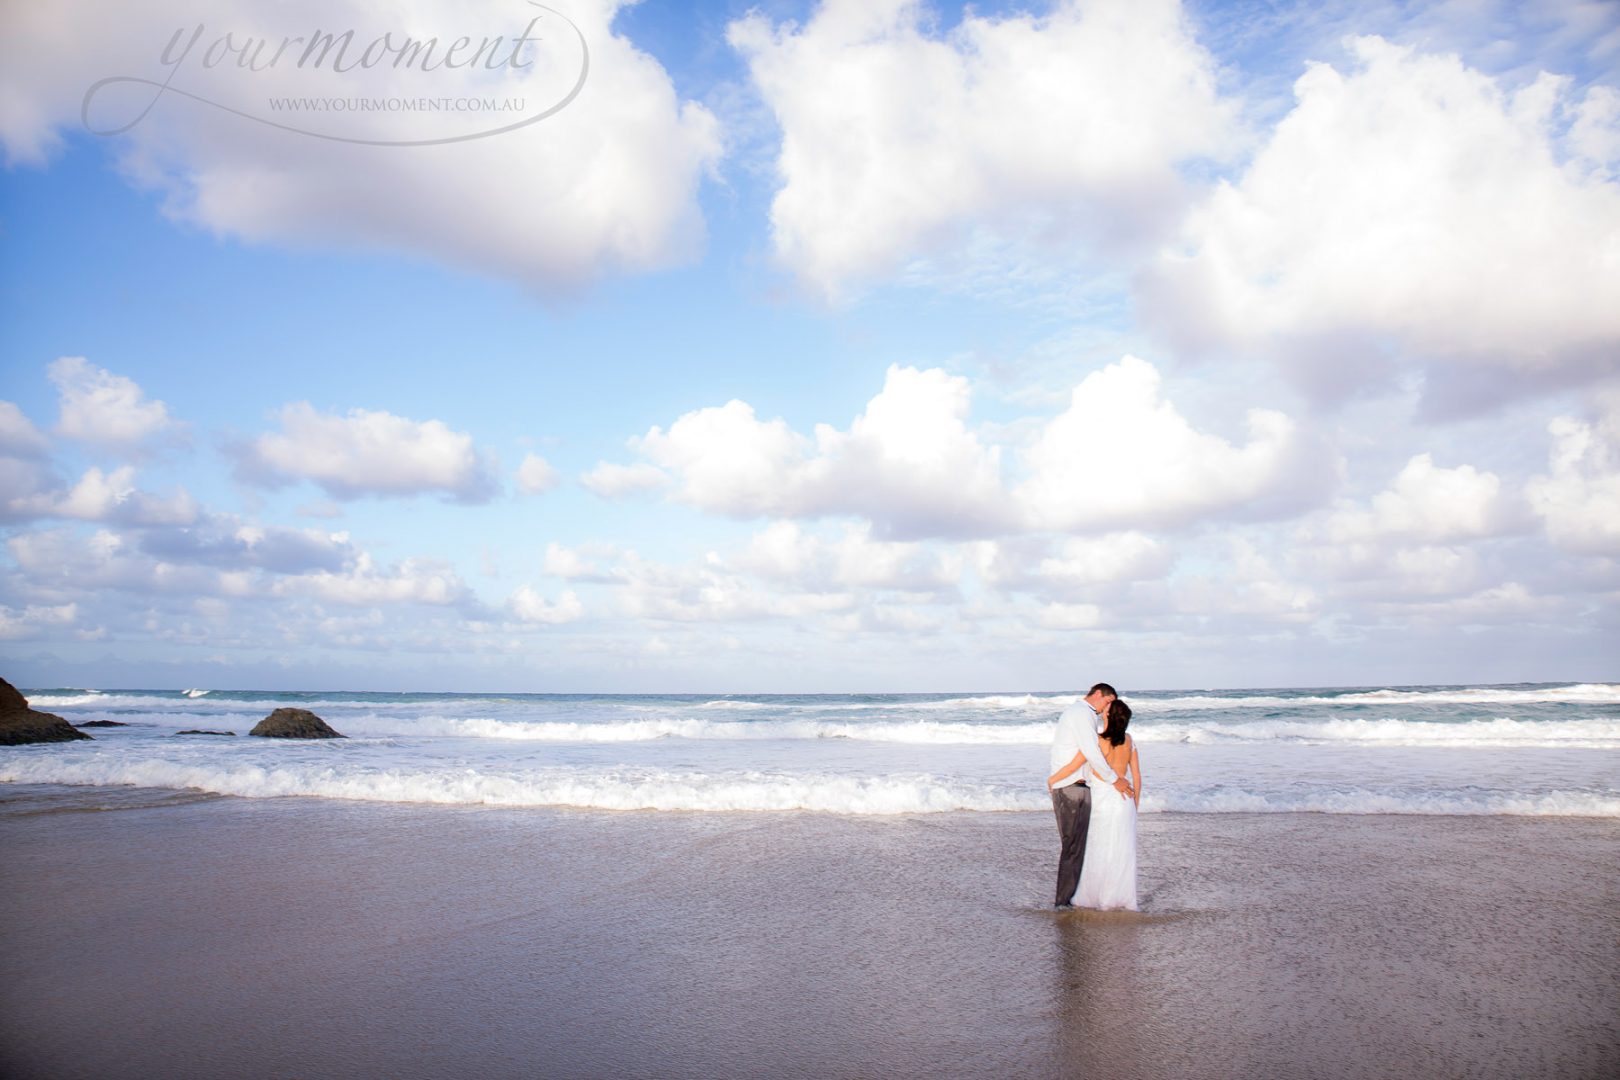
[1071, 739, 1138, 911]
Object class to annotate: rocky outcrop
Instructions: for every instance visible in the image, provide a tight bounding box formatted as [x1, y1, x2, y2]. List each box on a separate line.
[0, 677, 92, 745]
[76, 719, 129, 728]
[249, 708, 344, 739]
[175, 729, 235, 736]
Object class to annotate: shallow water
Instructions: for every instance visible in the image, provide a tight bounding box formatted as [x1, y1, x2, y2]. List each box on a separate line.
[1, 794, 1615, 1079]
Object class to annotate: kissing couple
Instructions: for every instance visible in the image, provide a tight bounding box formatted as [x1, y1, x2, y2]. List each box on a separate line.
[1047, 682, 1142, 911]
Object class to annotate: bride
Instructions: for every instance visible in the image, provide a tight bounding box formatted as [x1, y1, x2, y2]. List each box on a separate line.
[1072, 699, 1141, 911]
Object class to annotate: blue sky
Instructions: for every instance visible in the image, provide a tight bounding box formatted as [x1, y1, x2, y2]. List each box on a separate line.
[1, 0, 1617, 692]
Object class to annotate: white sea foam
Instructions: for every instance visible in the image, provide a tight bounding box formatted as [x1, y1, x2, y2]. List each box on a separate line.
[0, 756, 1032, 813]
[1149, 788, 1620, 817]
[4, 754, 1615, 817]
[289, 713, 1620, 749]
[25, 691, 114, 708]
[1137, 683, 1620, 710]
[694, 685, 1620, 713]
[1134, 717, 1620, 748]
[334, 714, 1058, 745]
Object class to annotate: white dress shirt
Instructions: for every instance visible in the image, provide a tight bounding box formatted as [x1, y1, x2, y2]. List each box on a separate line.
[1049, 701, 1119, 789]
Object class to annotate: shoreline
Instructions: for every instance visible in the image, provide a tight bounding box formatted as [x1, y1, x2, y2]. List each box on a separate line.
[2, 790, 1617, 1079]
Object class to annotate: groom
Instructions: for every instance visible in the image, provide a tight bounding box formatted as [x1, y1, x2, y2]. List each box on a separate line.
[1047, 682, 1132, 908]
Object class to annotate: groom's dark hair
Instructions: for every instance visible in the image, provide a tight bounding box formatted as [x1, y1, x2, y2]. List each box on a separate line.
[1089, 682, 1117, 698]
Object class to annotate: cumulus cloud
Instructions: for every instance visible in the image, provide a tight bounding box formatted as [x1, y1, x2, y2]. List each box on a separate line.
[1036, 532, 1173, 586]
[1144, 36, 1620, 399]
[0, 602, 78, 641]
[508, 585, 584, 624]
[615, 548, 856, 623]
[0, 0, 722, 293]
[632, 365, 1005, 537]
[0, 450, 198, 528]
[6, 527, 246, 598]
[1172, 537, 1320, 621]
[1317, 454, 1520, 545]
[136, 517, 354, 574]
[48, 357, 177, 449]
[730, 0, 1235, 296]
[7, 465, 200, 526]
[515, 453, 561, 495]
[272, 553, 473, 607]
[1527, 406, 1620, 555]
[579, 461, 669, 499]
[236, 403, 497, 502]
[603, 356, 1329, 538]
[542, 541, 621, 582]
[1036, 601, 1103, 630]
[1014, 356, 1334, 531]
[734, 521, 959, 592]
[0, 402, 49, 457]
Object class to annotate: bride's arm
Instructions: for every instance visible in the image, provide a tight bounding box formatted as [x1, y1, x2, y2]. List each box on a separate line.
[1128, 738, 1142, 808]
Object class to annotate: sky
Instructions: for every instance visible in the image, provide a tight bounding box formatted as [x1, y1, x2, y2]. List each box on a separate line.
[0, 0, 1617, 693]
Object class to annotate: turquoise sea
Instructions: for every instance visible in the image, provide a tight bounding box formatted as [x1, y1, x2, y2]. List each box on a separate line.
[4, 682, 1618, 815]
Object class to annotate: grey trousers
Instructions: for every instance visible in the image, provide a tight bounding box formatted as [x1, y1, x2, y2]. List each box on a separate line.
[1051, 782, 1092, 906]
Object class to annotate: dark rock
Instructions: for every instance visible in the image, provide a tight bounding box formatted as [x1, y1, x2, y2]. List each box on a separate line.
[175, 729, 236, 736]
[0, 678, 28, 715]
[0, 676, 92, 745]
[249, 707, 344, 739]
[76, 719, 129, 728]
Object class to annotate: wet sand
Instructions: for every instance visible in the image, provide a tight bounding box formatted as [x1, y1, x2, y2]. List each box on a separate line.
[2, 786, 1616, 1079]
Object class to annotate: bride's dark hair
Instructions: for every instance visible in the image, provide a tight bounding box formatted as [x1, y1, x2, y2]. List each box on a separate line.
[1101, 699, 1132, 746]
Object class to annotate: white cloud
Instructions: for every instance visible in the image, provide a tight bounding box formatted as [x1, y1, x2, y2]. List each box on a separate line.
[9, 465, 199, 526]
[137, 517, 354, 573]
[1036, 601, 1103, 630]
[1527, 408, 1620, 555]
[734, 521, 958, 592]
[48, 357, 176, 448]
[0, 1, 722, 293]
[579, 461, 668, 498]
[1319, 454, 1517, 545]
[6, 527, 240, 598]
[0, 451, 199, 527]
[0, 602, 77, 641]
[608, 548, 856, 624]
[508, 585, 584, 624]
[542, 541, 621, 582]
[632, 365, 1005, 537]
[1172, 537, 1320, 620]
[237, 402, 496, 502]
[272, 553, 472, 607]
[1569, 84, 1620, 175]
[1145, 36, 1620, 391]
[515, 453, 561, 496]
[607, 356, 1328, 539]
[0, 402, 49, 457]
[730, 0, 1235, 296]
[1036, 532, 1173, 586]
[799, 366, 1005, 537]
[1015, 356, 1333, 531]
[633, 400, 805, 513]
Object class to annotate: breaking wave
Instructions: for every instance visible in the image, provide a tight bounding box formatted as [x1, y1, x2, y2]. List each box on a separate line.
[2, 755, 1614, 817]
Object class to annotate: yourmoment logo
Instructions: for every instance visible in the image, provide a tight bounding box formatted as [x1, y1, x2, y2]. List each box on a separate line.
[81, 1, 589, 146]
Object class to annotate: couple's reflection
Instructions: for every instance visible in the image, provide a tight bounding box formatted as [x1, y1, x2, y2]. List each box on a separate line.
[1050, 911, 1165, 1074]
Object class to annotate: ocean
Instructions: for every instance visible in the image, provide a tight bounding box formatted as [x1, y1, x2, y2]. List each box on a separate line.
[5, 682, 1617, 817]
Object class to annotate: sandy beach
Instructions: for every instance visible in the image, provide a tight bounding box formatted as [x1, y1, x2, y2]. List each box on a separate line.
[2, 785, 1616, 1079]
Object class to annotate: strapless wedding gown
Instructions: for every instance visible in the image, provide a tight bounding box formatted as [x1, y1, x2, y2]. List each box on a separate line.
[1071, 763, 1137, 911]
